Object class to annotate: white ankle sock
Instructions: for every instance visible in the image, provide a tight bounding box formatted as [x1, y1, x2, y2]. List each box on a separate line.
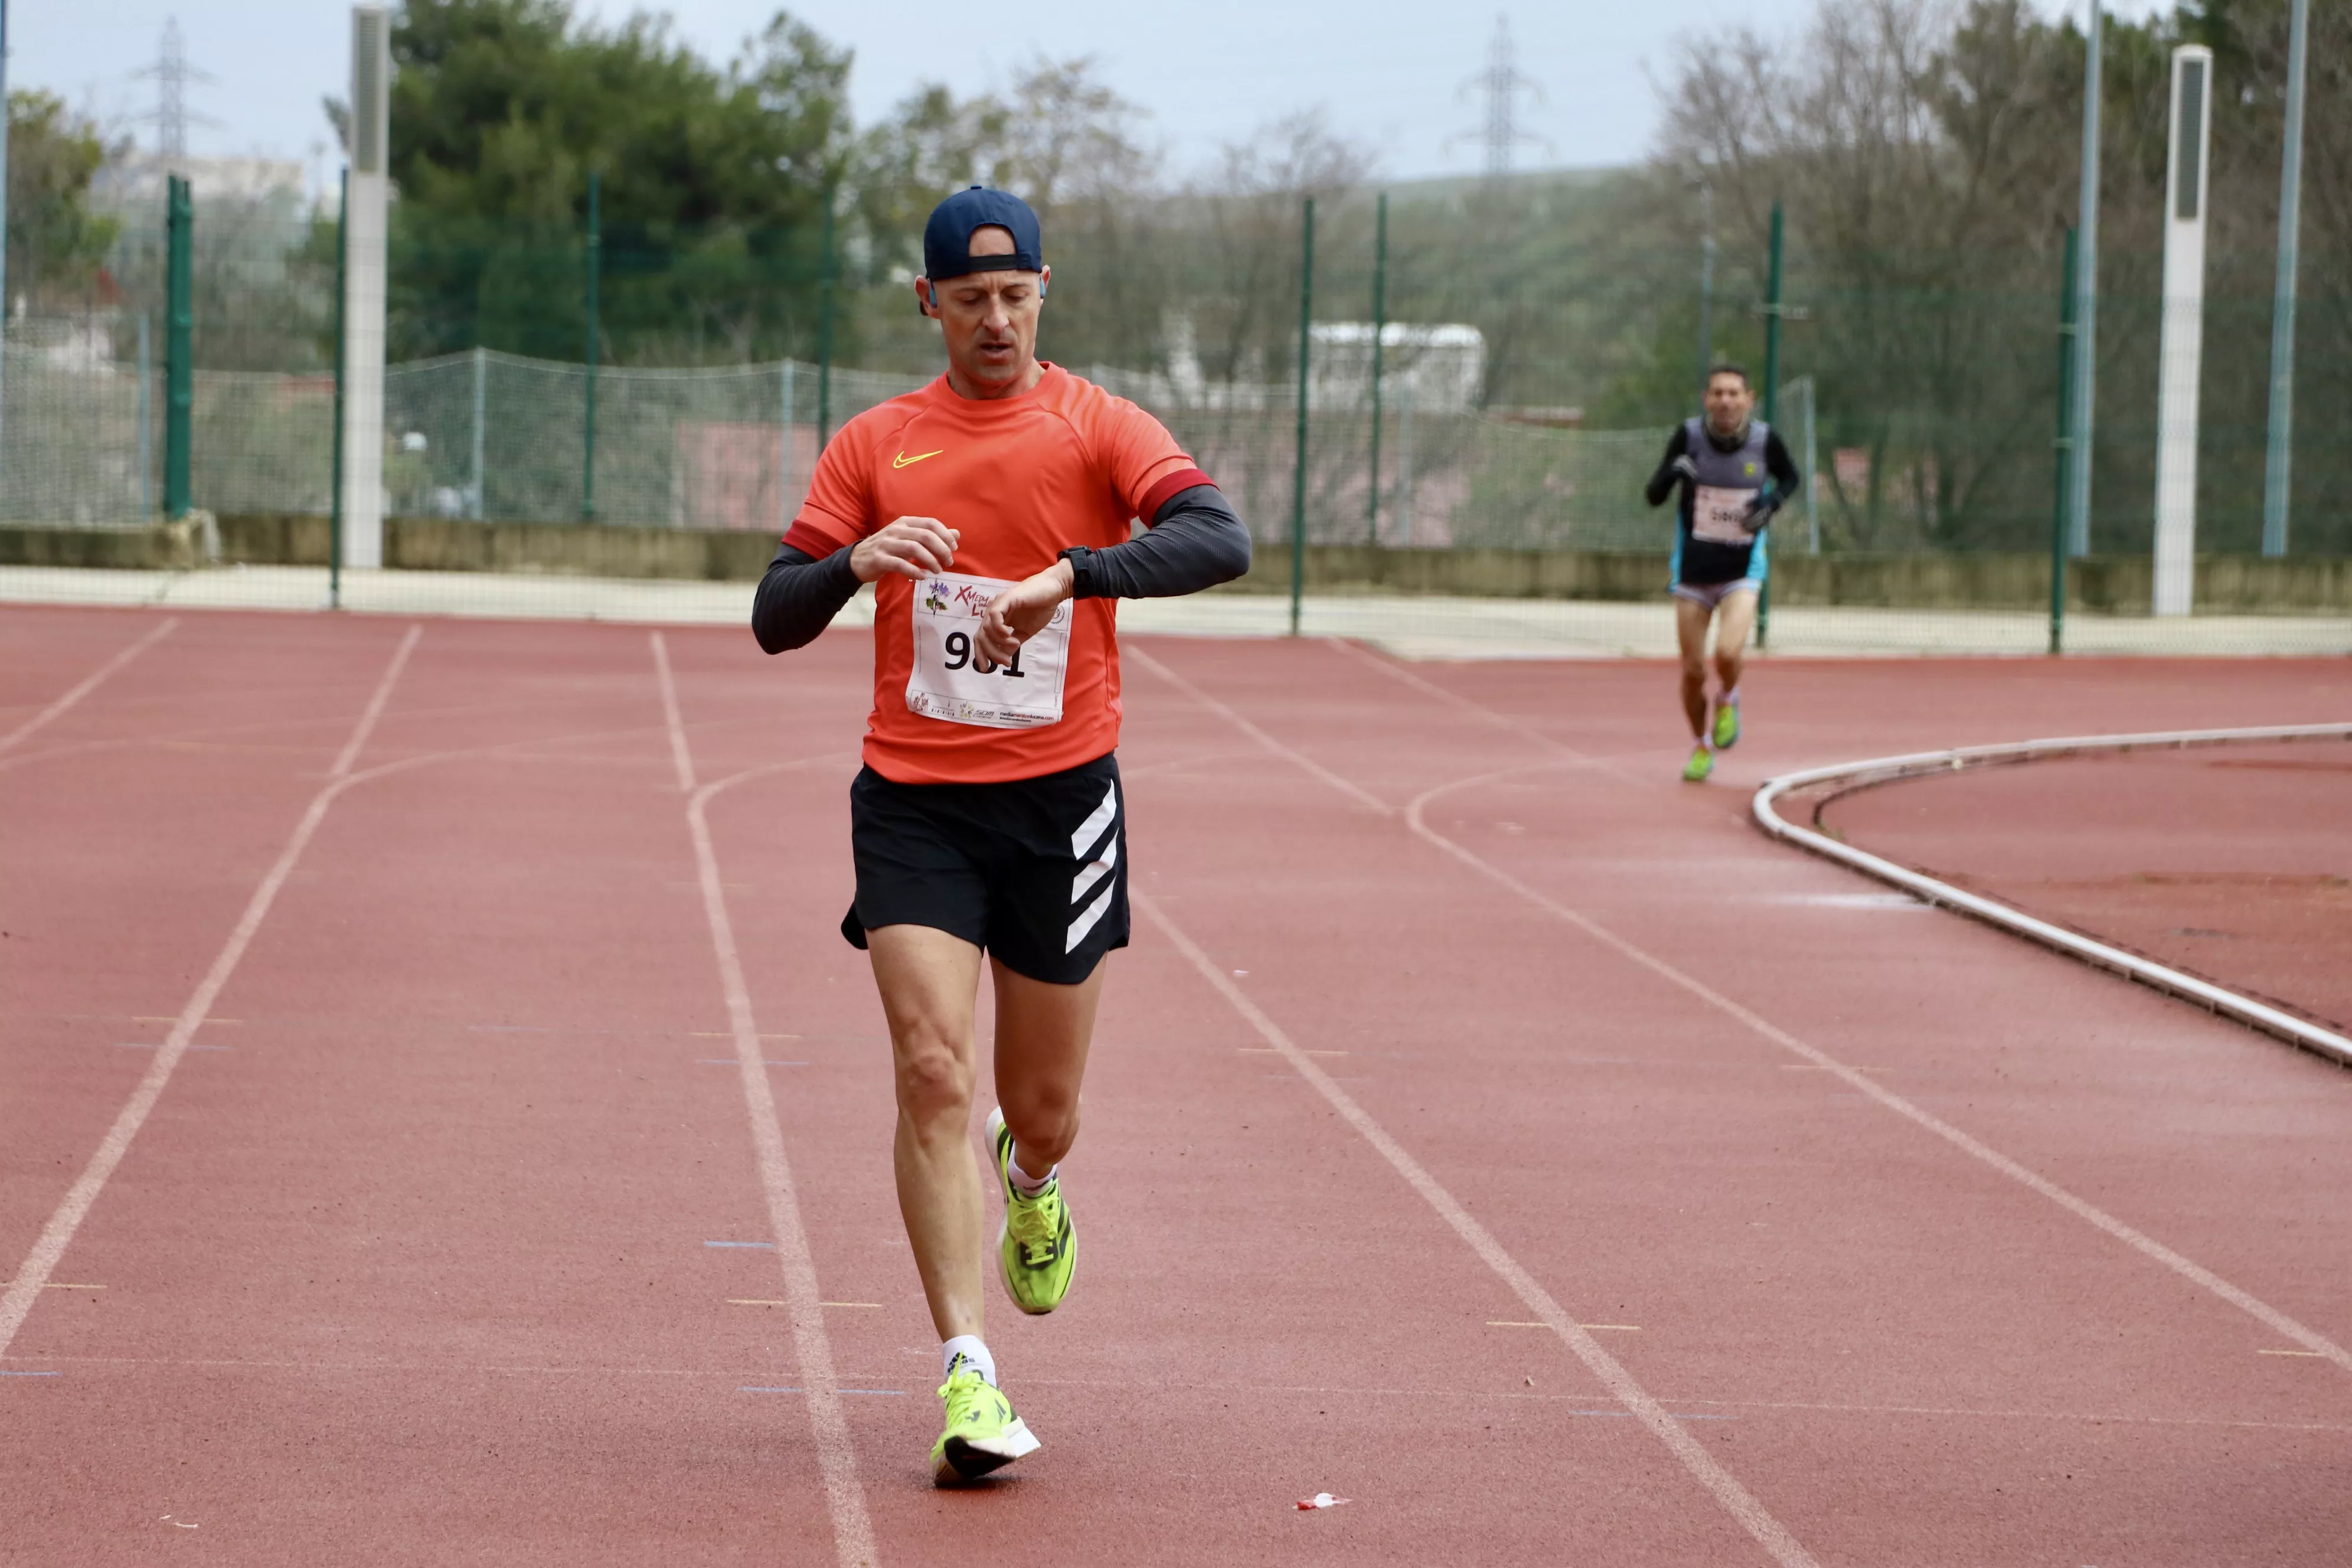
[1007, 1148, 1056, 1197]
[1720, 686, 1741, 708]
[942, 1335, 995, 1386]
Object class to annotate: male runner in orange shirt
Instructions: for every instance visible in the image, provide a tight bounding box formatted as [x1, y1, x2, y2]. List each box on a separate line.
[750, 187, 1250, 1484]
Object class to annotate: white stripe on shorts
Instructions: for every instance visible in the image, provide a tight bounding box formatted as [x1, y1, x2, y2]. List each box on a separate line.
[1070, 781, 1118, 860]
[1071, 832, 1119, 906]
[1067, 880, 1117, 953]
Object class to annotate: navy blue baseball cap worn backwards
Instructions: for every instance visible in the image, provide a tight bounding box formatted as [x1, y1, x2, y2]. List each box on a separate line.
[923, 186, 1043, 281]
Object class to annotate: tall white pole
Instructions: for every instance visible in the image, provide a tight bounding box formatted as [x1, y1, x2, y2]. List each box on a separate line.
[2260, 0, 2308, 558]
[339, 6, 390, 569]
[2067, 1, 2102, 558]
[2152, 45, 2212, 617]
[1, 0, 13, 478]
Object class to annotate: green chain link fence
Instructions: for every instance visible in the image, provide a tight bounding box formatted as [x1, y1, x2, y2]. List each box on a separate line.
[2, 194, 2346, 652]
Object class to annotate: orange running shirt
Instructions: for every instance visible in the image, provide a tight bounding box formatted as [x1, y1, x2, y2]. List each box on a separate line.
[783, 363, 1210, 785]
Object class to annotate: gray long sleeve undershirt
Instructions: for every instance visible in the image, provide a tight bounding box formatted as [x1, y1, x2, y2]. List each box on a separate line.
[750, 484, 1251, 655]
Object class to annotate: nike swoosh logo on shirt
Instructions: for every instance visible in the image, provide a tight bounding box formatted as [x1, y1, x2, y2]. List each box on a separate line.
[892, 449, 945, 469]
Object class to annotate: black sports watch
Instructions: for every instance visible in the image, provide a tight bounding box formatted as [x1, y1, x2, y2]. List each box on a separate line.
[1057, 545, 1097, 599]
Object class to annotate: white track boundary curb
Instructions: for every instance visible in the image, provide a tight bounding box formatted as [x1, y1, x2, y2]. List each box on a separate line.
[1752, 723, 2352, 1068]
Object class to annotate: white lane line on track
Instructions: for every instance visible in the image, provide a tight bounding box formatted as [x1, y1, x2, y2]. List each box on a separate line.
[1319, 635, 1649, 787]
[1126, 644, 1394, 816]
[0, 616, 178, 757]
[1137, 889, 1819, 1568]
[648, 631, 697, 794]
[0, 623, 420, 1361]
[1161, 646, 2352, 1379]
[1400, 769, 2352, 1379]
[653, 634, 876, 1568]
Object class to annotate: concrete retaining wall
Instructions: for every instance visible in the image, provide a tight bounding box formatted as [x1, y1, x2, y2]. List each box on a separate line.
[4, 517, 2346, 615]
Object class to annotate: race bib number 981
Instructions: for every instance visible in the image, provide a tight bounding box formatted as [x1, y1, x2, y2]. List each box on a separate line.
[906, 572, 1072, 730]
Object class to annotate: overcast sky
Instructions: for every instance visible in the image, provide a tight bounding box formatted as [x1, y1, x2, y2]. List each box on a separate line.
[18, 0, 2135, 196]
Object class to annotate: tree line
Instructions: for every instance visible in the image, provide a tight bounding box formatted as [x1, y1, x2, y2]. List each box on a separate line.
[1638, 0, 2350, 553]
[9, 0, 2346, 551]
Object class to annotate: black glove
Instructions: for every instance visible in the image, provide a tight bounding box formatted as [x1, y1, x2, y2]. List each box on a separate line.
[1742, 485, 1781, 532]
[1670, 455, 1698, 483]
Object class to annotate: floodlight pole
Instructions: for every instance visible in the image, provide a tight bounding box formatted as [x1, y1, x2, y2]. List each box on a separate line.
[0, 0, 12, 469]
[1367, 191, 1387, 547]
[2066, 0, 2102, 558]
[2151, 45, 2212, 618]
[340, 6, 389, 567]
[2260, 0, 2309, 558]
[331, 169, 349, 610]
[1289, 197, 1314, 639]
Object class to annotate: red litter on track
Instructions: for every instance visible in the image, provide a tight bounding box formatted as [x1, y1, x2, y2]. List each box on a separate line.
[1296, 1493, 1351, 1510]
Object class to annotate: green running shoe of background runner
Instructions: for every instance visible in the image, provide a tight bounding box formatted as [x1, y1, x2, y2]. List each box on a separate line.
[1712, 700, 1741, 749]
[986, 1106, 1075, 1315]
[1683, 744, 1714, 783]
[930, 1355, 1040, 1485]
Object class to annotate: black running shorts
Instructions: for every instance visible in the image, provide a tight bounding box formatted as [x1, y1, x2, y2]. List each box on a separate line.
[842, 753, 1128, 986]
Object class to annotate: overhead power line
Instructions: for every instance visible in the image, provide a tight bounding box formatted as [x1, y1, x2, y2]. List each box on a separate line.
[131, 17, 219, 172]
[1451, 14, 1548, 179]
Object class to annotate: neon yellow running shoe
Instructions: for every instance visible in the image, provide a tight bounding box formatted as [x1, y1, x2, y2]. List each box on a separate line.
[1682, 744, 1714, 783]
[986, 1107, 1075, 1315]
[1712, 700, 1741, 750]
[930, 1357, 1040, 1485]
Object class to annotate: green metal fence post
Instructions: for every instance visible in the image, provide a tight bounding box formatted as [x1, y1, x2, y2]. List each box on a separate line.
[2260, 0, 2309, 557]
[1366, 191, 1387, 545]
[1757, 200, 1784, 650]
[136, 314, 152, 520]
[1697, 181, 1716, 399]
[1289, 197, 1314, 638]
[330, 168, 348, 610]
[817, 197, 836, 452]
[470, 345, 487, 520]
[581, 169, 600, 521]
[2050, 227, 2079, 655]
[163, 174, 193, 520]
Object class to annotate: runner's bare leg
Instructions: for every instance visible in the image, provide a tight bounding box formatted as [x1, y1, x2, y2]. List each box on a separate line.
[1674, 597, 1713, 739]
[870, 929, 1105, 1341]
[870, 923, 989, 1341]
[991, 958, 1102, 1179]
[1712, 589, 1758, 701]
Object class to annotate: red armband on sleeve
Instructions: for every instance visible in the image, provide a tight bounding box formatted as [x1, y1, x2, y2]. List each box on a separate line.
[782, 520, 848, 557]
[1137, 466, 1217, 525]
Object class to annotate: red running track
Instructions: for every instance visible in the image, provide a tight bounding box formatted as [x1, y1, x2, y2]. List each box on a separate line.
[4, 604, 2350, 1566]
[1815, 739, 2352, 1037]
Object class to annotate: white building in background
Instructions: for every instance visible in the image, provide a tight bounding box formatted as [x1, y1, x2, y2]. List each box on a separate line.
[1151, 310, 1487, 413]
[1304, 322, 1485, 413]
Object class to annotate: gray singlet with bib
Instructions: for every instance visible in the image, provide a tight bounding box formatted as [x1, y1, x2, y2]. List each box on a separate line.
[1671, 416, 1774, 590]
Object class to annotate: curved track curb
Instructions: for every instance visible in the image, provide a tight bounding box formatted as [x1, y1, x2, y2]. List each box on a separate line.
[1752, 723, 2352, 1068]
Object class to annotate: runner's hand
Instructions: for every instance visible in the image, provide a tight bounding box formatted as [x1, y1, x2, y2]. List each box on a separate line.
[1671, 455, 1698, 482]
[1742, 488, 1781, 533]
[976, 561, 1075, 668]
[851, 517, 960, 582]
